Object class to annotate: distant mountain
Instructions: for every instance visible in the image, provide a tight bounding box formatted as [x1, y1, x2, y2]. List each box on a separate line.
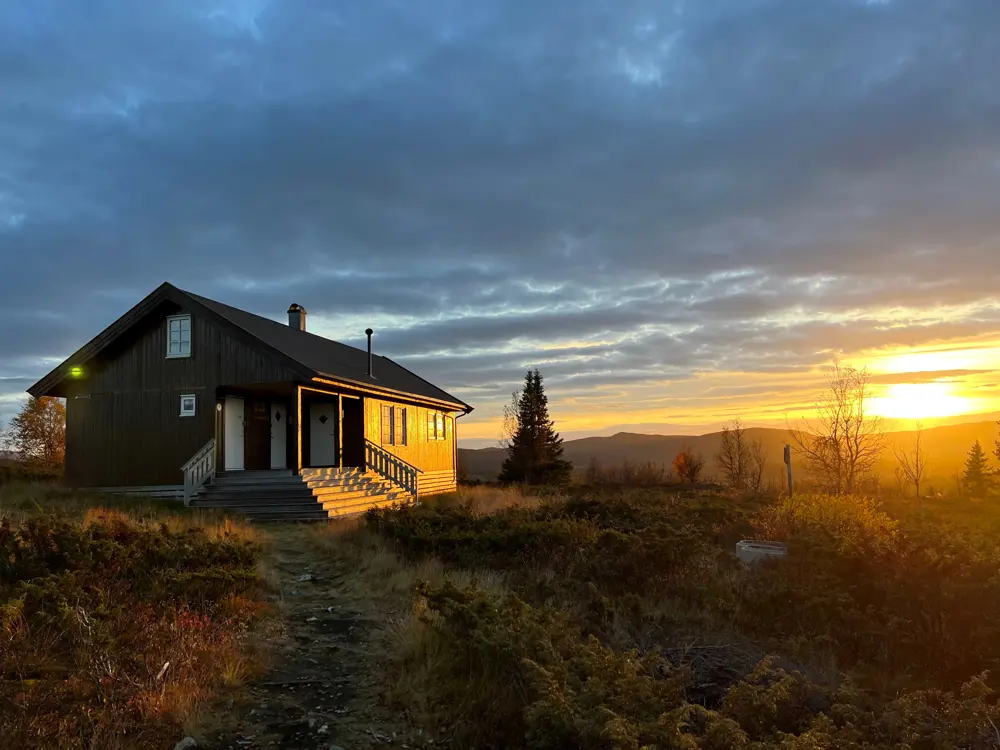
[459, 421, 1000, 489]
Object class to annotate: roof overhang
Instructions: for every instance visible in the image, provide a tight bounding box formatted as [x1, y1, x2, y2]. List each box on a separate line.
[310, 376, 472, 413]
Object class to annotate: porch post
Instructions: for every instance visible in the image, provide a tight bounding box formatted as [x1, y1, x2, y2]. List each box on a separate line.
[337, 394, 343, 469]
[295, 385, 303, 475]
[215, 397, 225, 474]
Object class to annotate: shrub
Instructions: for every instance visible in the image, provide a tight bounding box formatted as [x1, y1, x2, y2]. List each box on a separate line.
[0, 510, 266, 748]
[368, 487, 1000, 746]
[744, 498, 1000, 691]
[403, 582, 1000, 749]
[753, 493, 898, 552]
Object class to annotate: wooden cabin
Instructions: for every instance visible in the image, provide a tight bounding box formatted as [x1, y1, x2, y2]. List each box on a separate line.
[28, 282, 472, 519]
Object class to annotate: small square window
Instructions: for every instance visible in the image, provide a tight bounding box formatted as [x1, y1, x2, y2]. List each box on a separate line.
[166, 315, 192, 358]
[180, 394, 197, 417]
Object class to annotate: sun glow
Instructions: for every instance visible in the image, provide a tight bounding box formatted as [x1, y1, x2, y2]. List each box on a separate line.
[870, 382, 975, 420]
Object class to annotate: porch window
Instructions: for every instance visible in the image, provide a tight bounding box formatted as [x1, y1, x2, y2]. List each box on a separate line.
[427, 411, 448, 441]
[166, 314, 192, 358]
[381, 404, 407, 446]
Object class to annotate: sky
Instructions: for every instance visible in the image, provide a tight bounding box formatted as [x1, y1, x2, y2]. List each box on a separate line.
[3, 0, 1000, 448]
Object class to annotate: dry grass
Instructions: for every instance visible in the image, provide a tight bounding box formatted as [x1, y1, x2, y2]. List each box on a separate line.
[306, 515, 511, 739]
[0, 481, 273, 749]
[427, 484, 556, 514]
[308, 516, 508, 607]
[0, 481, 261, 543]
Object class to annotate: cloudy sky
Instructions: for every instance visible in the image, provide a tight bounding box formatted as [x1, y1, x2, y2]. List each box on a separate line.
[3, 0, 1000, 446]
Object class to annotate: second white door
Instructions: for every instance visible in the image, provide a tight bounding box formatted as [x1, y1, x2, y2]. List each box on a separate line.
[270, 403, 287, 470]
[309, 402, 337, 467]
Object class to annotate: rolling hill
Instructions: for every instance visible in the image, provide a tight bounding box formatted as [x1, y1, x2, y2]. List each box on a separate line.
[459, 420, 1000, 489]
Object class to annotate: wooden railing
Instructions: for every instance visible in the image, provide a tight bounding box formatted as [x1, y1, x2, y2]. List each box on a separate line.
[364, 439, 421, 503]
[182, 438, 216, 506]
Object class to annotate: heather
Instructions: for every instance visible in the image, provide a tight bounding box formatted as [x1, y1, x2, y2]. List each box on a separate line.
[0, 486, 268, 750]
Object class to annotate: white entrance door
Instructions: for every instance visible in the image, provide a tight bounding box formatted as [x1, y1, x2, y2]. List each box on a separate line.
[270, 403, 287, 470]
[310, 402, 338, 467]
[224, 397, 245, 471]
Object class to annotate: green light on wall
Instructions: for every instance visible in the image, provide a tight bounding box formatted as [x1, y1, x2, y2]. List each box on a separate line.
[69, 366, 84, 378]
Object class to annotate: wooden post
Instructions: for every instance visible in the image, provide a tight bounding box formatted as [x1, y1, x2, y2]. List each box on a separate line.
[337, 394, 343, 469]
[215, 398, 225, 475]
[295, 385, 303, 475]
[784, 444, 793, 497]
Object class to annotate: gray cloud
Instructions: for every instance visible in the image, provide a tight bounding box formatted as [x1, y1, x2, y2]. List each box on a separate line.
[3, 0, 1000, 437]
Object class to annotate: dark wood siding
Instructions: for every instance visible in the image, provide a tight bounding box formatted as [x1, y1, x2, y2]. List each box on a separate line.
[64, 302, 302, 488]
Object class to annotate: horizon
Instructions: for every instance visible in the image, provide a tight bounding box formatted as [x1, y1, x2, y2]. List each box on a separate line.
[458, 409, 1000, 450]
[3, 3, 1000, 439]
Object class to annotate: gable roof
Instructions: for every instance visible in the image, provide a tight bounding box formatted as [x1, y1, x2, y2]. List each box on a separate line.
[28, 282, 471, 411]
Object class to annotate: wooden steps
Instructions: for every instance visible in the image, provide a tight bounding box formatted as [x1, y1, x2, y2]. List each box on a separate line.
[192, 468, 414, 521]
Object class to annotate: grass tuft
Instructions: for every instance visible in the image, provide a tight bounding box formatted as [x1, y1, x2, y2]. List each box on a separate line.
[0, 482, 270, 749]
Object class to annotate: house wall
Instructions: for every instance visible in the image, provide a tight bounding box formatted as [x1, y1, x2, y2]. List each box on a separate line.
[363, 397, 459, 496]
[64, 301, 301, 487]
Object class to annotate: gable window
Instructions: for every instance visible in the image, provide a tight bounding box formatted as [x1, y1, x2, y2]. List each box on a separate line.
[179, 394, 196, 417]
[381, 404, 407, 446]
[167, 314, 192, 358]
[427, 411, 448, 441]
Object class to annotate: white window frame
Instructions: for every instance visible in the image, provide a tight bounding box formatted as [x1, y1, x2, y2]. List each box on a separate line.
[166, 314, 192, 359]
[179, 394, 197, 417]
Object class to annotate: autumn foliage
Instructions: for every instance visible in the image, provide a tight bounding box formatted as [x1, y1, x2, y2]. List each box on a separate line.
[671, 448, 704, 484]
[3, 396, 65, 471]
[0, 505, 266, 749]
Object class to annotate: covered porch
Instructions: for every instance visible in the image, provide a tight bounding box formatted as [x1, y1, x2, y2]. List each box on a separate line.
[212, 382, 365, 475]
[181, 381, 424, 507]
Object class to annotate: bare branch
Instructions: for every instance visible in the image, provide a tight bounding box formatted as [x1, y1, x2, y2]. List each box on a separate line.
[747, 438, 768, 494]
[788, 363, 886, 494]
[498, 389, 521, 451]
[893, 422, 928, 499]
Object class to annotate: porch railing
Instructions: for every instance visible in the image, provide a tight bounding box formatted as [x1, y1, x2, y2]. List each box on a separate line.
[364, 439, 422, 503]
[182, 438, 216, 506]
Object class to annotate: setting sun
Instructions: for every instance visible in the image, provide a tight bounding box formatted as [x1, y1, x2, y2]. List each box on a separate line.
[870, 382, 976, 420]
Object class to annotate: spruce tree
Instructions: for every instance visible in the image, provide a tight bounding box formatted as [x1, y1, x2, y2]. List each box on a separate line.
[498, 369, 572, 485]
[963, 440, 991, 498]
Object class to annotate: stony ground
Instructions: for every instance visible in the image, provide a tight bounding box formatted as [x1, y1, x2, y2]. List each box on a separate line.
[203, 524, 425, 750]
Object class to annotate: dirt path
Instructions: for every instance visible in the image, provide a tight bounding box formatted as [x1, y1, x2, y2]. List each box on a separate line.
[204, 524, 415, 750]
